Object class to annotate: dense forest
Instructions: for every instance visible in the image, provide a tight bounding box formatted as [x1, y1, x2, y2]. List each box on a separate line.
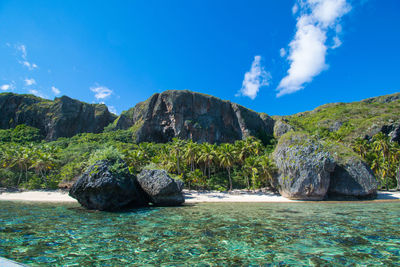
[0, 122, 399, 191]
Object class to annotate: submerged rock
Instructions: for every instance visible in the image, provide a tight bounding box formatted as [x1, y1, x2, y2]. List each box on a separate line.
[69, 160, 147, 211]
[273, 132, 335, 200]
[137, 169, 184, 206]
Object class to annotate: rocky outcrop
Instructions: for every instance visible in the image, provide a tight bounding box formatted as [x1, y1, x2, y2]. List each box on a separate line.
[364, 121, 400, 144]
[0, 93, 116, 141]
[327, 144, 378, 199]
[137, 169, 184, 206]
[273, 132, 335, 200]
[69, 160, 147, 211]
[273, 119, 293, 138]
[329, 159, 378, 199]
[273, 132, 378, 200]
[112, 90, 274, 144]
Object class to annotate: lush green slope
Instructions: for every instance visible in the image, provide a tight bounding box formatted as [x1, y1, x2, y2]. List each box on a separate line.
[283, 93, 400, 143]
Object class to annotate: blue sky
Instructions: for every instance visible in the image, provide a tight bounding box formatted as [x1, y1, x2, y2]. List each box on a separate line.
[0, 0, 399, 116]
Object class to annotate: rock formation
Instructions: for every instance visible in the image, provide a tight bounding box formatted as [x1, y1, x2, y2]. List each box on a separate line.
[273, 119, 294, 138]
[327, 144, 378, 199]
[111, 90, 274, 144]
[69, 160, 147, 211]
[273, 132, 378, 200]
[137, 169, 184, 206]
[273, 132, 335, 200]
[0, 93, 116, 141]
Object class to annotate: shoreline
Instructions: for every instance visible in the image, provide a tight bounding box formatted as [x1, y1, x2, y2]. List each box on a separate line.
[0, 189, 400, 204]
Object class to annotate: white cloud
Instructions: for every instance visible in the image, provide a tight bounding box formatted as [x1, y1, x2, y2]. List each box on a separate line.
[1, 84, 13, 91]
[17, 44, 27, 59]
[280, 48, 286, 57]
[108, 106, 117, 115]
[331, 35, 342, 48]
[90, 85, 113, 100]
[15, 44, 38, 70]
[277, 0, 351, 97]
[292, 4, 299, 14]
[237, 56, 270, 100]
[29, 89, 47, 99]
[21, 61, 38, 70]
[24, 78, 36, 86]
[51, 86, 61, 95]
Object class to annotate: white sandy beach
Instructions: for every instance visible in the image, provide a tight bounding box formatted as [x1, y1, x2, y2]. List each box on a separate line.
[0, 190, 400, 203]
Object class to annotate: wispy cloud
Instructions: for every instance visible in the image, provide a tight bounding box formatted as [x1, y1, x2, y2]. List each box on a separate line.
[24, 78, 36, 86]
[29, 89, 47, 99]
[16, 44, 38, 70]
[51, 86, 61, 95]
[90, 85, 113, 100]
[280, 48, 286, 57]
[277, 0, 351, 97]
[237, 56, 270, 100]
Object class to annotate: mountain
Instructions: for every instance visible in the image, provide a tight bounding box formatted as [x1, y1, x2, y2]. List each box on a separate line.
[0, 93, 117, 141]
[110, 90, 275, 143]
[1, 90, 399, 145]
[280, 92, 400, 144]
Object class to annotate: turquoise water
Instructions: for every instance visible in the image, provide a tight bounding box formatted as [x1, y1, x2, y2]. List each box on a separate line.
[0, 201, 399, 266]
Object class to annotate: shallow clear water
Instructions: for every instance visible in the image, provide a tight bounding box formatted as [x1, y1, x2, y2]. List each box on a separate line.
[0, 201, 399, 266]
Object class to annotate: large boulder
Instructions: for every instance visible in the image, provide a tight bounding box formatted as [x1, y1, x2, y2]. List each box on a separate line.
[137, 169, 184, 206]
[326, 144, 378, 199]
[69, 160, 147, 211]
[273, 132, 335, 200]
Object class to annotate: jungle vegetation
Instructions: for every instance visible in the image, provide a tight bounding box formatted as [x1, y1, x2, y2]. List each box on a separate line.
[0, 123, 399, 191]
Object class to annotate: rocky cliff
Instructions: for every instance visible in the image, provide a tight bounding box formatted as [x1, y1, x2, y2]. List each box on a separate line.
[112, 90, 274, 143]
[0, 93, 117, 141]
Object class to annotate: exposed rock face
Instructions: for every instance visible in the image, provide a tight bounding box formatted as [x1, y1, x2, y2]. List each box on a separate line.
[326, 143, 378, 199]
[365, 121, 400, 144]
[329, 158, 378, 199]
[0, 93, 116, 141]
[112, 90, 274, 143]
[273, 119, 293, 138]
[137, 169, 184, 206]
[69, 160, 147, 211]
[273, 132, 335, 200]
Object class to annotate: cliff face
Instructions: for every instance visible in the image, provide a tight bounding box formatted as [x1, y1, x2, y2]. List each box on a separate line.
[0, 93, 117, 140]
[113, 90, 274, 143]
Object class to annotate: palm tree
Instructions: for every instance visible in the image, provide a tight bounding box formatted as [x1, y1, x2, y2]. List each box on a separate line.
[183, 139, 198, 172]
[352, 138, 369, 159]
[258, 155, 277, 188]
[197, 143, 216, 179]
[373, 133, 391, 190]
[171, 138, 185, 175]
[218, 143, 235, 191]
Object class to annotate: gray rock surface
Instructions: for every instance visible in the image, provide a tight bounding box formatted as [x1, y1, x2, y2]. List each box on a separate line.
[329, 158, 378, 199]
[273, 132, 335, 200]
[112, 90, 274, 144]
[273, 119, 293, 138]
[327, 143, 378, 199]
[69, 160, 146, 211]
[0, 93, 116, 141]
[137, 169, 184, 206]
